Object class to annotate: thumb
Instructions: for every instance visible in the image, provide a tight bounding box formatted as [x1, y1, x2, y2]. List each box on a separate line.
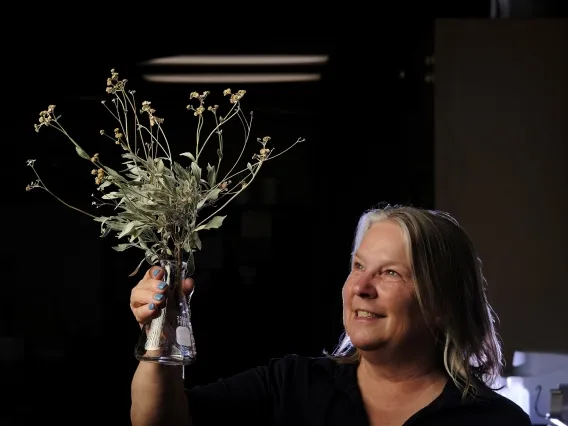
[182, 277, 195, 297]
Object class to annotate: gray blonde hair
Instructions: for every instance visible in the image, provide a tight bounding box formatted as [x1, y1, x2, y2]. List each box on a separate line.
[329, 204, 504, 398]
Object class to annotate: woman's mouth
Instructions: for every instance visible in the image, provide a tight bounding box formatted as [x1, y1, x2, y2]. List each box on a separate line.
[355, 309, 386, 319]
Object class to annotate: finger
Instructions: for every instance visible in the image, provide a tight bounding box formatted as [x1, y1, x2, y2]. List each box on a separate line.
[182, 278, 194, 297]
[133, 301, 161, 324]
[136, 267, 167, 292]
[130, 288, 168, 309]
[146, 265, 164, 281]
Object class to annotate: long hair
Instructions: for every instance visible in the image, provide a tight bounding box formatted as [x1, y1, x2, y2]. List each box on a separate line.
[328, 204, 504, 398]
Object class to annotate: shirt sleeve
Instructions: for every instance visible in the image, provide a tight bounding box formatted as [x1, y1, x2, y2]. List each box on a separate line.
[185, 356, 291, 426]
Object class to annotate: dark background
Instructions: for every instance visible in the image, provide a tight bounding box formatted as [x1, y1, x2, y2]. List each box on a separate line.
[3, 2, 566, 425]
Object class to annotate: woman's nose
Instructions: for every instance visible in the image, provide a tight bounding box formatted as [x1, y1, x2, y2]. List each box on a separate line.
[353, 274, 378, 299]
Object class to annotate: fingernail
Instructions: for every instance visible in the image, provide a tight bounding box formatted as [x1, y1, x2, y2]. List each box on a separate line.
[154, 294, 164, 301]
[157, 282, 167, 290]
[149, 303, 156, 310]
[153, 269, 160, 277]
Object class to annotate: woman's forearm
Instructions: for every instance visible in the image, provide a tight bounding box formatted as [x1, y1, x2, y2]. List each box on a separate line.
[131, 362, 192, 426]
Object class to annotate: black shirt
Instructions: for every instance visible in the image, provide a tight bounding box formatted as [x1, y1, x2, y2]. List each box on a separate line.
[186, 354, 532, 426]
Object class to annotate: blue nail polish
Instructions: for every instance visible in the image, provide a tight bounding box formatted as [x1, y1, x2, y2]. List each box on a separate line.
[153, 269, 160, 277]
[149, 303, 156, 310]
[157, 282, 167, 290]
[154, 294, 164, 301]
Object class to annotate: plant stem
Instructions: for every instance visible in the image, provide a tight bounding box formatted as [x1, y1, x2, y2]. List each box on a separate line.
[175, 245, 183, 293]
[40, 187, 96, 219]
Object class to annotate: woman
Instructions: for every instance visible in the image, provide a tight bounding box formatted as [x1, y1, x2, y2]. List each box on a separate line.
[130, 205, 532, 426]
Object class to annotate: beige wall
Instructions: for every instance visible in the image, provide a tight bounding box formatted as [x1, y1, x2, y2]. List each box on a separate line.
[434, 19, 568, 366]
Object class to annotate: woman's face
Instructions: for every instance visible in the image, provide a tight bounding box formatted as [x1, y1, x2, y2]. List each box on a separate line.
[342, 220, 431, 355]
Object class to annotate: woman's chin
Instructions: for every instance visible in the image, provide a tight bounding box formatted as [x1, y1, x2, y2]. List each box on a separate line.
[349, 333, 387, 352]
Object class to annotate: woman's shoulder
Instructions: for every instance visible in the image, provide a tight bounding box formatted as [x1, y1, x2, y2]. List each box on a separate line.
[451, 382, 533, 426]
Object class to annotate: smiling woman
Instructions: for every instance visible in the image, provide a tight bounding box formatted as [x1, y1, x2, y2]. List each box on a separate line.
[130, 204, 532, 426]
[331, 205, 504, 396]
[341, 219, 430, 357]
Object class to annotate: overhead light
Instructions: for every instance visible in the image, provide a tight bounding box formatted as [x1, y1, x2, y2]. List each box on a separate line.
[141, 54, 329, 66]
[141, 73, 322, 84]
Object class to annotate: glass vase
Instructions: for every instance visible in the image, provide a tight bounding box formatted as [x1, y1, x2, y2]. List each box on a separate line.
[134, 258, 197, 366]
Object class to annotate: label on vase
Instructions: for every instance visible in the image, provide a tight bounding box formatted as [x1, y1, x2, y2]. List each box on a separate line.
[176, 326, 192, 346]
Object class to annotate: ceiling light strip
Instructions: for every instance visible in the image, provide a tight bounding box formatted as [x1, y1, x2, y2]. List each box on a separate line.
[141, 55, 329, 66]
[141, 73, 322, 83]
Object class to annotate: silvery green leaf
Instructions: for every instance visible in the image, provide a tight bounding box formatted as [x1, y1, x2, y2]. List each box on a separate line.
[207, 163, 216, 187]
[76, 147, 91, 160]
[172, 162, 189, 179]
[189, 231, 202, 250]
[98, 180, 112, 190]
[118, 220, 144, 239]
[197, 188, 221, 209]
[122, 153, 139, 161]
[113, 243, 134, 252]
[180, 152, 196, 161]
[155, 158, 165, 173]
[183, 237, 192, 253]
[191, 162, 201, 179]
[102, 191, 122, 199]
[194, 215, 225, 232]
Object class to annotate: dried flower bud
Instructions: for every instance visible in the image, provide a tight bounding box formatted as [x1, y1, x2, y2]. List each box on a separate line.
[230, 90, 246, 104]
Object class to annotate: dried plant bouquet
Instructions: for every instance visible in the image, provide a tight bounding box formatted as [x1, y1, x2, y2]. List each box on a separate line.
[26, 69, 304, 365]
[27, 69, 304, 275]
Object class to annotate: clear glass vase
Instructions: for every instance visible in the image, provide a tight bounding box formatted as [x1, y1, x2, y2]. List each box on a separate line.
[134, 258, 197, 366]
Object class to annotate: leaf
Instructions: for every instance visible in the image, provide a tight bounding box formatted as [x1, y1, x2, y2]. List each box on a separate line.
[207, 163, 216, 187]
[98, 180, 112, 190]
[76, 147, 90, 160]
[155, 158, 165, 173]
[188, 231, 202, 250]
[180, 152, 196, 161]
[101, 191, 122, 200]
[128, 256, 148, 277]
[197, 188, 221, 209]
[105, 167, 125, 182]
[194, 215, 226, 232]
[191, 162, 201, 180]
[112, 243, 135, 252]
[117, 220, 143, 239]
[247, 162, 253, 173]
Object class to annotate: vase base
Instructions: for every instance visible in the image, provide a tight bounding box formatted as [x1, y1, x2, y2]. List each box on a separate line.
[135, 353, 196, 366]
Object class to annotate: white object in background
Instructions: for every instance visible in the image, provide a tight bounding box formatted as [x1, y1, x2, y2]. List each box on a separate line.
[499, 376, 531, 416]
